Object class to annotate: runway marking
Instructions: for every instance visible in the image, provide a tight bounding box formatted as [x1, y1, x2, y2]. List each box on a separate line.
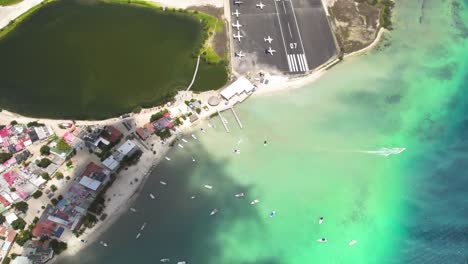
[282, 0, 287, 14]
[287, 22, 293, 38]
[301, 54, 309, 71]
[273, 0, 290, 71]
[291, 54, 298, 72]
[288, 0, 308, 69]
[297, 54, 305, 72]
[286, 54, 293, 72]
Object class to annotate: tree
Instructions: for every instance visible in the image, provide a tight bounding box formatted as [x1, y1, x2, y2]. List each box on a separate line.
[13, 201, 28, 213]
[9, 187, 16, 192]
[50, 185, 57, 192]
[15, 229, 32, 246]
[32, 190, 43, 199]
[50, 239, 68, 255]
[51, 198, 58, 206]
[10, 120, 17, 126]
[41, 172, 50, 180]
[37, 158, 51, 168]
[27, 121, 44, 127]
[56, 139, 71, 152]
[40, 145, 50, 156]
[11, 218, 26, 230]
[66, 160, 73, 167]
[54, 171, 64, 180]
[0, 214, 6, 225]
[0, 153, 12, 163]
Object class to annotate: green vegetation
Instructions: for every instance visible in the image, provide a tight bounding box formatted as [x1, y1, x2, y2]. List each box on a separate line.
[54, 171, 64, 180]
[37, 158, 51, 168]
[13, 201, 28, 213]
[156, 129, 171, 139]
[40, 145, 50, 156]
[15, 229, 32, 246]
[26, 121, 44, 127]
[66, 160, 73, 167]
[11, 218, 26, 230]
[9, 120, 17, 126]
[50, 239, 68, 254]
[51, 198, 58, 206]
[50, 185, 57, 192]
[0, 153, 12, 163]
[32, 190, 43, 198]
[0, 214, 5, 225]
[41, 172, 50, 180]
[0, 0, 227, 119]
[56, 139, 71, 153]
[2, 256, 11, 264]
[0, 0, 22, 6]
[362, 0, 394, 29]
[150, 109, 169, 122]
[121, 149, 143, 167]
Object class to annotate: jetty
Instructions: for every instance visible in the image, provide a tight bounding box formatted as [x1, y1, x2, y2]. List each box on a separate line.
[230, 106, 243, 129]
[217, 109, 230, 133]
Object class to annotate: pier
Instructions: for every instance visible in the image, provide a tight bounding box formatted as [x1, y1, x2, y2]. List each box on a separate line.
[231, 106, 243, 129]
[217, 109, 230, 133]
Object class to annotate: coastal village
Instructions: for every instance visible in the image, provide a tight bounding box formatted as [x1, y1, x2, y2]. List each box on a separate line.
[0, 78, 256, 263]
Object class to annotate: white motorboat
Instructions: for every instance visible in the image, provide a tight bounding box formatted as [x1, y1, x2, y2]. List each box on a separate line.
[182, 138, 188, 143]
[190, 195, 196, 199]
[177, 261, 187, 264]
[150, 194, 156, 199]
[269, 211, 276, 218]
[192, 157, 196, 162]
[165, 157, 171, 161]
[210, 209, 218, 216]
[178, 144, 184, 149]
[160, 181, 167, 186]
[235, 193, 244, 197]
[348, 240, 357, 246]
[250, 199, 259, 205]
[319, 217, 324, 225]
[136, 233, 141, 239]
[160, 259, 170, 263]
[100, 241, 108, 247]
[140, 222, 147, 231]
[317, 238, 328, 243]
[191, 134, 198, 140]
[204, 185, 213, 190]
[201, 128, 206, 133]
[130, 208, 137, 213]
[207, 123, 213, 128]
[233, 149, 241, 154]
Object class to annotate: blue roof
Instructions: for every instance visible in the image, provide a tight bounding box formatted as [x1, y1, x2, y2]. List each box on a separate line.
[55, 227, 65, 238]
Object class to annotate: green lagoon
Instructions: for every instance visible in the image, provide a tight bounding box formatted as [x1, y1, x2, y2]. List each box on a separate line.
[0, 0, 228, 119]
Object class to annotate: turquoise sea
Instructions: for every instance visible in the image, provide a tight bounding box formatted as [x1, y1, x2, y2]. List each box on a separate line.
[60, 0, 468, 263]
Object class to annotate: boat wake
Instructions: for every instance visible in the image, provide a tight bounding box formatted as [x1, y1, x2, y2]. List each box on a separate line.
[357, 147, 406, 157]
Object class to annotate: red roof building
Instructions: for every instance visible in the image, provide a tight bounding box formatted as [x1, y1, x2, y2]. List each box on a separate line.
[101, 126, 122, 143]
[0, 195, 11, 207]
[81, 162, 103, 178]
[32, 220, 57, 237]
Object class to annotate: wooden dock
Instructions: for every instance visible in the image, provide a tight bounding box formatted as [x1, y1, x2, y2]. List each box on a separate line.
[231, 106, 243, 129]
[217, 109, 230, 133]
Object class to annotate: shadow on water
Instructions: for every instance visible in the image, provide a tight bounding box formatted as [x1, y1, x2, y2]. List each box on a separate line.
[59, 136, 282, 264]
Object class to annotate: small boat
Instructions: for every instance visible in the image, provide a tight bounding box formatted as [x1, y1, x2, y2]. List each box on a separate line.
[207, 123, 213, 128]
[150, 194, 156, 199]
[136, 233, 141, 239]
[100, 241, 108, 247]
[250, 199, 259, 205]
[140, 222, 147, 231]
[237, 138, 242, 145]
[269, 211, 276, 218]
[348, 240, 357, 246]
[191, 134, 198, 140]
[233, 149, 241, 154]
[210, 209, 218, 216]
[177, 261, 187, 264]
[317, 238, 328, 243]
[182, 138, 188, 143]
[264, 140, 267, 146]
[160, 259, 170, 263]
[201, 128, 206, 133]
[160, 181, 167, 186]
[192, 157, 196, 162]
[319, 217, 324, 225]
[204, 185, 213, 190]
[178, 144, 184, 149]
[234, 193, 244, 197]
[165, 157, 171, 161]
[190, 195, 196, 200]
[130, 208, 137, 213]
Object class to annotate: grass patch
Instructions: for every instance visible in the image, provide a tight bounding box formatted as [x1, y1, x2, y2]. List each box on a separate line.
[0, 0, 22, 6]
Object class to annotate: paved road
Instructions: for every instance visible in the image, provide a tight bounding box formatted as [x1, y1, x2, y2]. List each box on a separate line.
[230, 0, 337, 75]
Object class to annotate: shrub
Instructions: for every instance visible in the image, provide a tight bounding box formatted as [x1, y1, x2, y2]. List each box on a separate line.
[33, 217, 39, 224]
[56, 139, 71, 152]
[195, 108, 201, 114]
[37, 158, 51, 168]
[50, 239, 68, 255]
[13, 201, 28, 213]
[150, 109, 168, 122]
[32, 190, 43, 199]
[15, 230, 32, 246]
[27, 121, 44, 127]
[66, 160, 72, 167]
[65, 176, 71, 181]
[9, 187, 16, 192]
[50, 185, 57, 192]
[41, 172, 50, 180]
[40, 145, 50, 156]
[10, 120, 17, 125]
[132, 106, 142, 113]
[51, 198, 58, 206]
[11, 218, 26, 230]
[0, 214, 6, 225]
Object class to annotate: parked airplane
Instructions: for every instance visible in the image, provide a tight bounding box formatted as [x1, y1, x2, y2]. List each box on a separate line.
[234, 0, 244, 5]
[266, 47, 276, 55]
[264, 36, 273, 44]
[232, 20, 242, 30]
[256, 2, 265, 9]
[232, 9, 241, 17]
[233, 31, 243, 42]
[235, 51, 245, 58]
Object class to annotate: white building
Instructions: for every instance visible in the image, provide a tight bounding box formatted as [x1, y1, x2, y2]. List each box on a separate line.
[220, 77, 255, 100]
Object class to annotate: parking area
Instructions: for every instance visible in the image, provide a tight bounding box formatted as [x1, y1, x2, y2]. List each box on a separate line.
[230, 0, 338, 75]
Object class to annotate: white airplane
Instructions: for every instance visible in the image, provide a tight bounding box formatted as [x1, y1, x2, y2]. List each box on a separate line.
[234, 0, 244, 5]
[235, 51, 245, 58]
[232, 9, 241, 17]
[264, 36, 273, 44]
[233, 31, 243, 42]
[256, 2, 265, 9]
[266, 46, 276, 55]
[232, 20, 242, 30]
